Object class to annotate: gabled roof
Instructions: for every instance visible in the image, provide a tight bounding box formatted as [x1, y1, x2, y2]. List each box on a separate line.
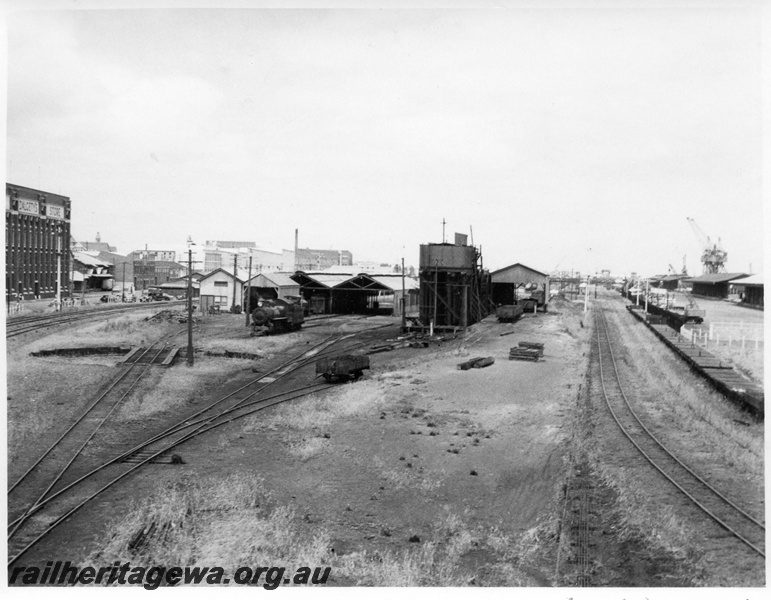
[290, 271, 393, 291]
[199, 268, 245, 283]
[490, 263, 549, 278]
[247, 272, 299, 288]
[684, 273, 749, 284]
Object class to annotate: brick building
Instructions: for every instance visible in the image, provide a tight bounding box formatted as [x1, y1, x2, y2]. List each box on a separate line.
[5, 183, 71, 301]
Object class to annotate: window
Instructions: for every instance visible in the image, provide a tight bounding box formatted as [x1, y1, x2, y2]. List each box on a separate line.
[214, 281, 228, 287]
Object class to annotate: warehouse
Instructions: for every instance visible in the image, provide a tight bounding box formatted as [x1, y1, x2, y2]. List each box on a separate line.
[5, 183, 71, 301]
[684, 273, 749, 299]
[71, 252, 114, 292]
[490, 263, 550, 310]
[731, 274, 763, 309]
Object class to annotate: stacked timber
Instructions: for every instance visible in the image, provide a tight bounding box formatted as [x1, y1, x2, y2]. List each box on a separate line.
[517, 341, 544, 357]
[509, 341, 543, 362]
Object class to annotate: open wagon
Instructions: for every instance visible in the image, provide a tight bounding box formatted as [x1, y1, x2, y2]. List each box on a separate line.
[315, 354, 370, 382]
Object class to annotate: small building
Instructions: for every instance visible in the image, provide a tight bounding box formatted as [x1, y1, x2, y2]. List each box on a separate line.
[490, 263, 550, 309]
[731, 274, 763, 309]
[198, 268, 245, 313]
[684, 273, 749, 299]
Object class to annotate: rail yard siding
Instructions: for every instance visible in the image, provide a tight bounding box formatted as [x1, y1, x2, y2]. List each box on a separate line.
[625, 305, 763, 416]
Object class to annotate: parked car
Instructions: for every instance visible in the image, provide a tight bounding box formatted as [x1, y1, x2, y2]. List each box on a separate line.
[149, 292, 174, 302]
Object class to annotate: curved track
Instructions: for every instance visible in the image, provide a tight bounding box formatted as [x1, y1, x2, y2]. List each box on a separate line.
[7, 320, 396, 567]
[594, 308, 765, 558]
[6, 301, 186, 338]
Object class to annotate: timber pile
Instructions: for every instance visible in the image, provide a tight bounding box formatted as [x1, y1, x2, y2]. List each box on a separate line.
[509, 347, 540, 362]
[457, 356, 495, 370]
[517, 341, 544, 357]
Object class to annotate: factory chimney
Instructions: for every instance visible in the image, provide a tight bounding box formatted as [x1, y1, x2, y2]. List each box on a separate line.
[294, 229, 299, 271]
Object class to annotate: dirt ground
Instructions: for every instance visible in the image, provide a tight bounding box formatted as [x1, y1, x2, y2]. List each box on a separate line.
[6, 295, 765, 587]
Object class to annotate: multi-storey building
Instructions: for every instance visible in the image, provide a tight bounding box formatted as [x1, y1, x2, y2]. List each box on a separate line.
[5, 183, 71, 301]
[295, 248, 352, 271]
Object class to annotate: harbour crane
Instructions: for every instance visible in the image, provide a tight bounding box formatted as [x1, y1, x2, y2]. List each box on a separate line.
[686, 217, 727, 274]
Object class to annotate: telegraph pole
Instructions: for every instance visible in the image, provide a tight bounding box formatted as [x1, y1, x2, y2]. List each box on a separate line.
[583, 276, 589, 313]
[55, 228, 62, 312]
[232, 253, 238, 312]
[245, 256, 253, 327]
[401, 257, 406, 331]
[187, 247, 194, 366]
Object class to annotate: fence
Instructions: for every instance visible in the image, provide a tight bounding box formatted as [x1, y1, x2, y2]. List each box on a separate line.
[682, 321, 764, 354]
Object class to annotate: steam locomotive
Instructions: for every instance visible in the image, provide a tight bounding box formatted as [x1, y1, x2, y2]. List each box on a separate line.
[250, 297, 305, 334]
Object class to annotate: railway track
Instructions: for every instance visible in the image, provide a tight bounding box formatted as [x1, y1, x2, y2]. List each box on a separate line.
[7, 321, 397, 569]
[594, 308, 765, 558]
[5, 301, 186, 338]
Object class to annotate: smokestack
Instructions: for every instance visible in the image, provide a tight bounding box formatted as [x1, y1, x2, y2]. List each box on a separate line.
[294, 229, 299, 271]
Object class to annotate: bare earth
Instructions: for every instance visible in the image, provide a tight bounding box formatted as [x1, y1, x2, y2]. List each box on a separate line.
[6, 294, 764, 587]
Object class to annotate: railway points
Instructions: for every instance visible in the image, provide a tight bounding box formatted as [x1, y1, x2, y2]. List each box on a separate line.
[7, 318, 397, 567]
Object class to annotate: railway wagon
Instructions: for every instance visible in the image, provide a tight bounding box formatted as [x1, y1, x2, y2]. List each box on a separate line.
[251, 297, 305, 334]
[316, 355, 370, 382]
[496, 304, 524, 323]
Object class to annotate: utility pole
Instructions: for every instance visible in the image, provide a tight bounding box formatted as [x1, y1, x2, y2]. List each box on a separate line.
[583, 275, 589, 313]
[245, 256, 253, 327]
[232, 253, 238, 312]
[644, 278, 649, 312]
[401, 257, 406, 331]
[122, 262, 127, 301]
[187, 247, 194, 366]
[55, 228, 62, 312]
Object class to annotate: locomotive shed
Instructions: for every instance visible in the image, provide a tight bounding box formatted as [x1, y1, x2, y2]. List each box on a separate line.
[6, 293, 764, 587]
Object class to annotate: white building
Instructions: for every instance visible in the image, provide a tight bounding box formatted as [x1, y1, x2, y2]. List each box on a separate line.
[198, 268, 246, 312]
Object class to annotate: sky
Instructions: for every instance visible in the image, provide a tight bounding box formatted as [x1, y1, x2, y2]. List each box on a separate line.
[2, 0, 767, 277]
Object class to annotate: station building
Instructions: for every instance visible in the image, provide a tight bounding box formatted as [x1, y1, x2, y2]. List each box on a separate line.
[5, 183, 71, 301]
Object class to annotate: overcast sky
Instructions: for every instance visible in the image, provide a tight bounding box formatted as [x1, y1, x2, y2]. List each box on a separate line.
[3, 1, 767, 276]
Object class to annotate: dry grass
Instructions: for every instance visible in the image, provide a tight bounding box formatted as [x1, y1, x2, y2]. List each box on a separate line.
[244, 380, 389, 433]
[88, 474, 546, 587]
[199, 332, 304, 358]
[116, 358, 253, 420]
[22, 313, 172, 353]
[6, 357, 118, 463]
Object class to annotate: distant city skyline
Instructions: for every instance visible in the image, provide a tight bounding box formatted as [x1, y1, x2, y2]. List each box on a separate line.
[4, 2, 766, 279]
